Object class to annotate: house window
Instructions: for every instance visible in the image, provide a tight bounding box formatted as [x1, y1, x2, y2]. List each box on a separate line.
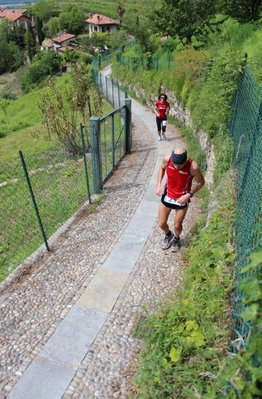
[94, 26, 97, 31]
[102, 25, 110, 33]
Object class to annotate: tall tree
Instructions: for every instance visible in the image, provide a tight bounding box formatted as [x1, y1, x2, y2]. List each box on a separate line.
[36, 17, 45, 45]
[59, 5, 86, 35]
[0, 19, 25, 50]
[0, 40, 24, 74]
[29, 0, 53, 23]
[150, 0, 217, 45]
[24, 24, 36, 62]
[117, 3, 125, 25]
[48, 17, 60, 38]
[221, 0, 262, 23]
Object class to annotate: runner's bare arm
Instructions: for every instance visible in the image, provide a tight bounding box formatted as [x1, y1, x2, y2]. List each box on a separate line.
[156, 155, 169, 196]
[190, 161, 205, 195]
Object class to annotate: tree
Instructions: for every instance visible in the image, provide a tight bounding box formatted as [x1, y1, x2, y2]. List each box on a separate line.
[59, 5, 86, 35]
[24, 24, 36, 62]
[48, 17, 60, 38]
[221, 0, 262, 23]
[150, 0, 218, 45]
[0, 40, 24, 74]
[21, 52, 60, 93]
[125, 14, 155, 53]
[37, 65, 104, 154]
[110, 29, 129, 49]
[0, 19, 25, 50]
[117, 3, 125, 25]
[71, 63, 103, 119]
[36, 17, 45, 45]
[29, 0, 53, 23]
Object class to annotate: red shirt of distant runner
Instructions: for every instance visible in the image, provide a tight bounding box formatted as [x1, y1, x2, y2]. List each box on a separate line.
[155, 100, 170, 118]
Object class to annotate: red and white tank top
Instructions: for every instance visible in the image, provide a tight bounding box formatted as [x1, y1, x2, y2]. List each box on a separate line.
[165, 157, 193, 200]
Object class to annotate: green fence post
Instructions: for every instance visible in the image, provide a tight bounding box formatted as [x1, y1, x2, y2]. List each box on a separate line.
[90, 116, 102, 194]
[80, 123, 91, 204]
[125, 98, 132, 154]
[19, 150, 50, 252]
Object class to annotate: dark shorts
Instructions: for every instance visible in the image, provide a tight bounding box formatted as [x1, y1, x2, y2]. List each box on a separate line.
[156, 116, 167, 132]
[161, 192, 189, 210]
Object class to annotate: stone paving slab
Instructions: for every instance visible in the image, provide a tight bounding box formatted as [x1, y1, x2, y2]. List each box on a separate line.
[39, 305, 107, 367]
[76, 269, 128, 312]
[7, 357, 75, 399]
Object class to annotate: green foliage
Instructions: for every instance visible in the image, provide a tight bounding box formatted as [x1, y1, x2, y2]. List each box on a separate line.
[222, 0, 262, 23]
[59, 5, 86, 35]
[21, 52, 61, 93]
[150, 0, 218, 45]
[48, 17, 60, 38]
[29, 0, 53, 23]
[0, 40, 24, 74]
[213, 135, 234, 183]
[186, 50, 243, 138]
[220, 252, 262, 399]
[132, 192, 235, 398]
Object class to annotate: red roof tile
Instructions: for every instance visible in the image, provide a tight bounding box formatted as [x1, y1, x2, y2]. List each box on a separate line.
[86, 13, 120, 25]
[52, 33, 76, 43]
[0, 9, 29, 22]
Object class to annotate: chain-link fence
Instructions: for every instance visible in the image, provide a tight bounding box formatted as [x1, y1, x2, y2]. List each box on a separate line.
[0, 141, 91, 282]
[229, 67, 262, 351]
[92, 69, 127, 109]
[0, 77, 130, 283]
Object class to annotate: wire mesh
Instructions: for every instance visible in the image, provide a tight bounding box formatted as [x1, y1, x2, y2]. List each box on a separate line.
[229, 67, 262, 352]
[100, 108, 126, 182]
[1, 72, 129, 282]
[0, 142, 91, 282]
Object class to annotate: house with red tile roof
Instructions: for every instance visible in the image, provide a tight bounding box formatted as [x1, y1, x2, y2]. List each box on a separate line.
[0, 8, 32, 28]
[86, 13, 120, 35]
[52, 31, 77, 53]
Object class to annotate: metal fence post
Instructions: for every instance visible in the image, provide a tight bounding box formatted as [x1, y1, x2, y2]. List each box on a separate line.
[80, 123, 91, 204]
[125, 98, 132, 154]
[19, 150, 50, 252]
[90, 116, 102, 194]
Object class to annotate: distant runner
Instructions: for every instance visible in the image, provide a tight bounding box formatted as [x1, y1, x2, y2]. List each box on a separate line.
[154, 93, 170, 141]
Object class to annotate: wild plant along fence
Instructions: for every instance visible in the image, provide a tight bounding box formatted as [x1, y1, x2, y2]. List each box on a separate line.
[0, 81, 130, 283]
[229, 67, 262, 356]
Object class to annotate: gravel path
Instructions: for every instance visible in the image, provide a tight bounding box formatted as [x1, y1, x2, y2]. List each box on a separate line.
[0, 96, 202, 399]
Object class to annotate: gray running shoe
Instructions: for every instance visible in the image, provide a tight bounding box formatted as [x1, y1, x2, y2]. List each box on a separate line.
[162, 232, 174, 249]
[171, 238, 181, 252]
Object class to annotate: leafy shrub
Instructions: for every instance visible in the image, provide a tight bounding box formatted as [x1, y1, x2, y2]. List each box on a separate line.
[132, 199, 235, 398]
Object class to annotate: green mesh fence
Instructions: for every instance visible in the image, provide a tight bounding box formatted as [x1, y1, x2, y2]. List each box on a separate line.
[92, 69, 127, 109]
[229, 67, 262, 352]
[0, 74, 129, 283]
[0, 142, 92, 282]
[100, 108, 126, 182]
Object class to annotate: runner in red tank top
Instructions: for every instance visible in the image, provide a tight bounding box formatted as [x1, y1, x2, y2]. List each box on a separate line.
[154, 93, 170, 141]
[156, 148, 205, 252]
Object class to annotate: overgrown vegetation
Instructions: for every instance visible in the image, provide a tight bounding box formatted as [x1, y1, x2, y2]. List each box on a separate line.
[132, 174, 236, 398]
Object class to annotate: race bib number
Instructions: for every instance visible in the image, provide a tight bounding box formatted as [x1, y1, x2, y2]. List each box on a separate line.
[164, 195, 183, 206]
